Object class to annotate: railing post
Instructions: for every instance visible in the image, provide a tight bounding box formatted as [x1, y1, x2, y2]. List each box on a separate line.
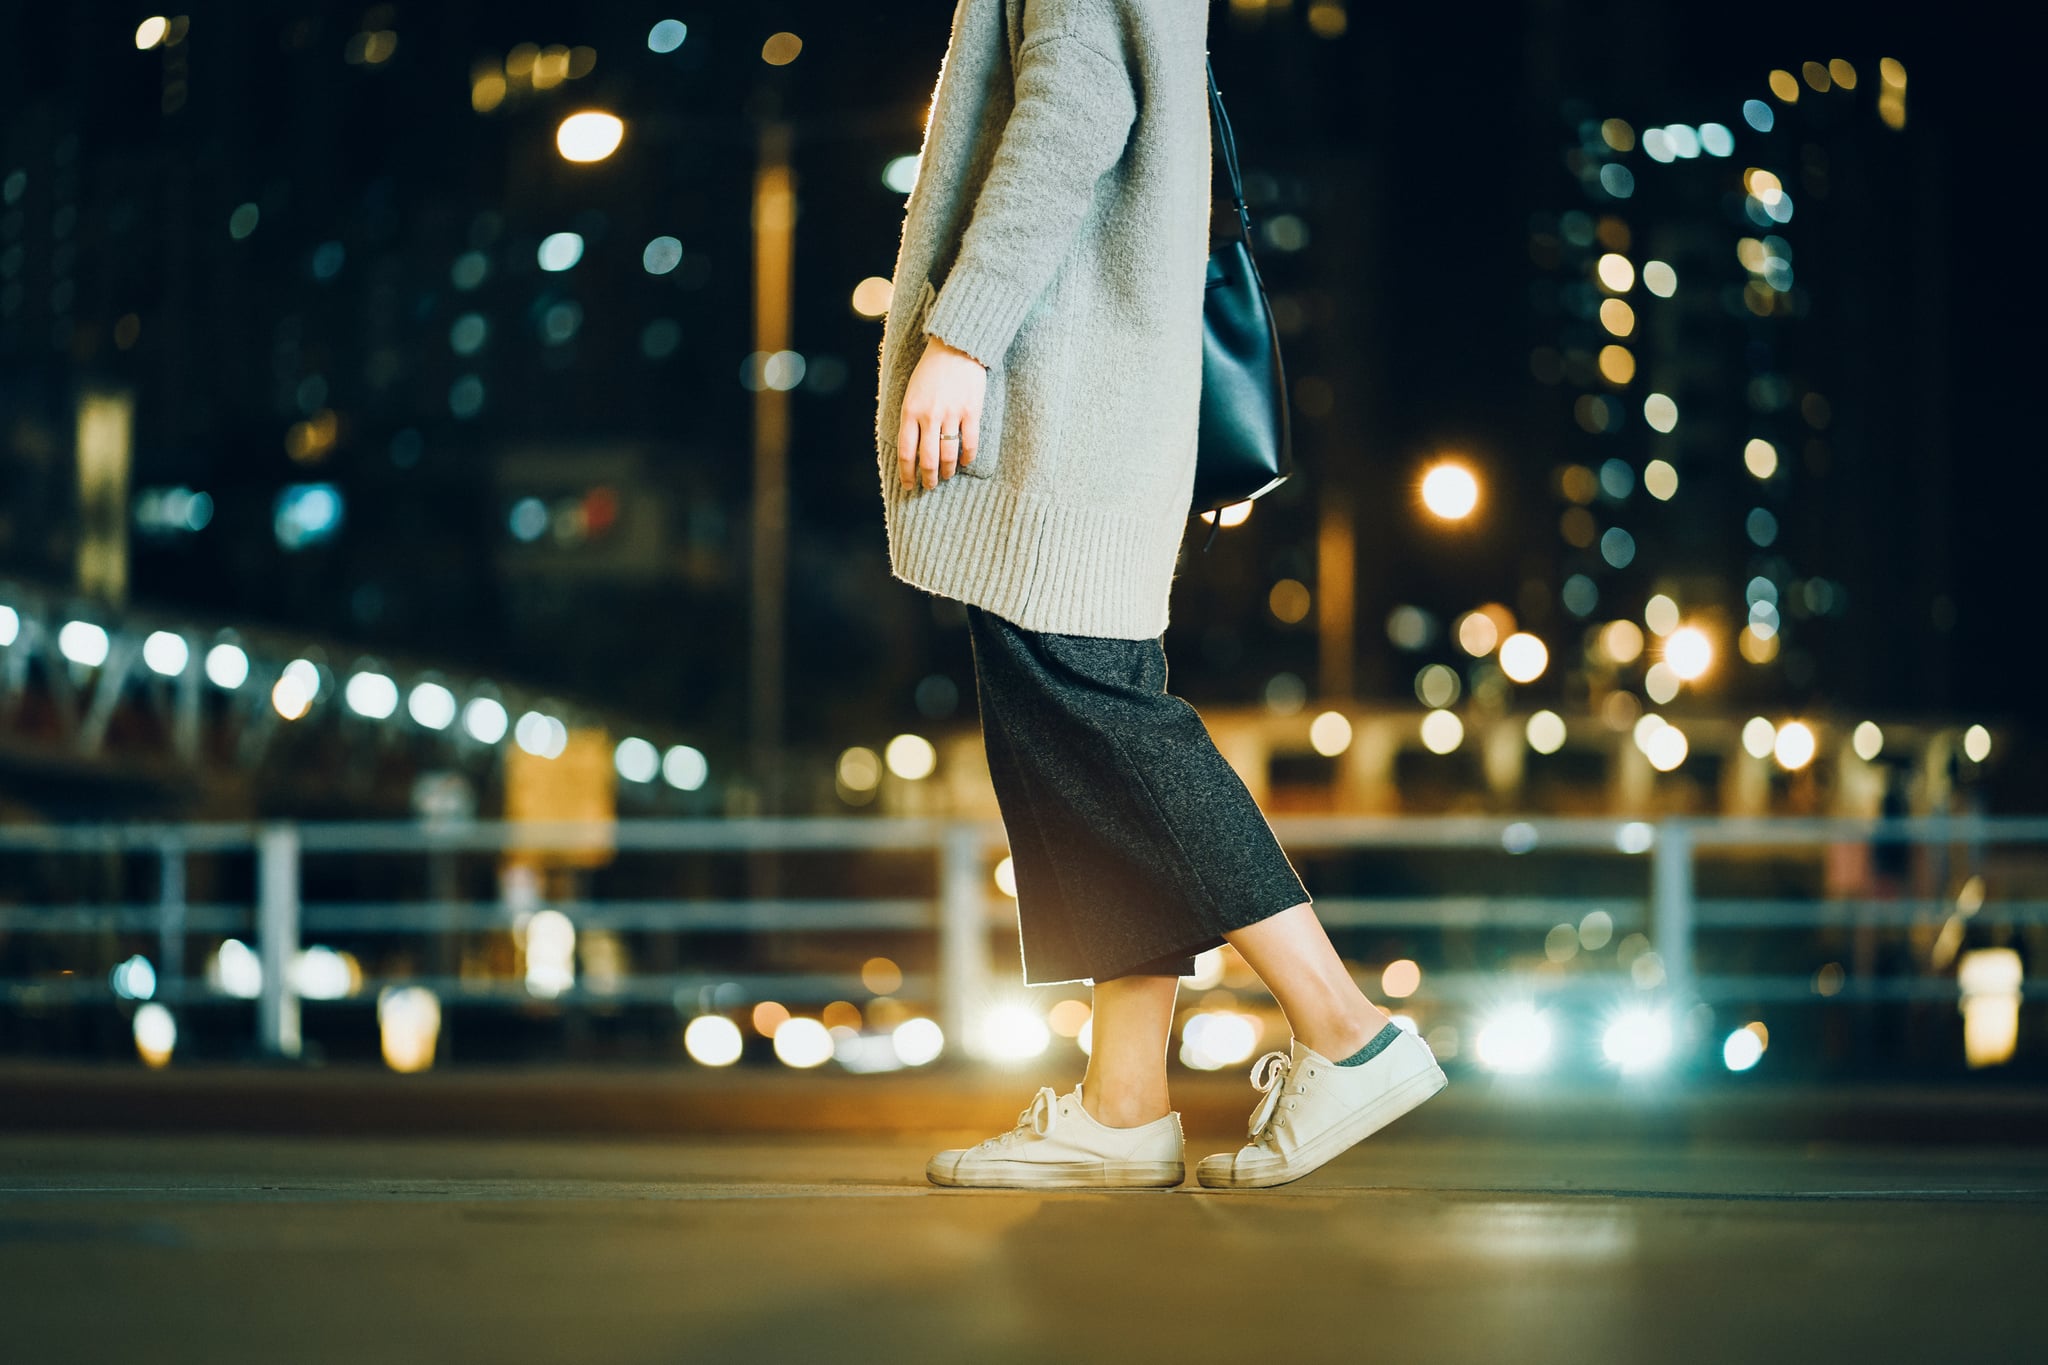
[938, 822, 991, 1060]
[157, 835, 186, 996]
[1651, 819, 1696, 1003]
[257, 822, 302, 1059]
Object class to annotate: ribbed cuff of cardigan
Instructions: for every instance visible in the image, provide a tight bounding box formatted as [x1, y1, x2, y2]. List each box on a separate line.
[922, 263, 1039, 370]
[882, 473, 1186, 639]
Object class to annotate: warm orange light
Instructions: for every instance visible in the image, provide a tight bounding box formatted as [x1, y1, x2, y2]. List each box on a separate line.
[557, 110, 625, 162]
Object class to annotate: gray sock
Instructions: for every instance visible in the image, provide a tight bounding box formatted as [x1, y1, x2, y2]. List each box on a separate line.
[1334, 1020, 1404, 1067]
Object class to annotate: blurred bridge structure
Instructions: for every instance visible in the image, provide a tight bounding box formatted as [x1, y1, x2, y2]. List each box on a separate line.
[2, 813, 2041, 1081]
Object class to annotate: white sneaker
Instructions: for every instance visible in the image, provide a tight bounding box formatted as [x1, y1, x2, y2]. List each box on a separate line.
[926, 1083, 1185, 1189]
[1196, 1028, 1447, 1190]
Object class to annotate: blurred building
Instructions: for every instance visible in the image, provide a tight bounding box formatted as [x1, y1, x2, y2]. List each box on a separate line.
[0, 5, 961, 816]
[1521, 14, 1951, 709]
[0, 2, 2012, 824]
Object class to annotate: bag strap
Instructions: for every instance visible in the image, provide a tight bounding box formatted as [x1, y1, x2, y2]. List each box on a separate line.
[1207, 57, 1252, 243]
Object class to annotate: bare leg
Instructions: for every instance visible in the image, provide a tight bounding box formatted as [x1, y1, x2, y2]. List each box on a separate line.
[1078, 973, 1178, 1127]
[1225, 902, 1393, 1061]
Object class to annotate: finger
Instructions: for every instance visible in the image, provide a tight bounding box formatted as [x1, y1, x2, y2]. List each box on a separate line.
[897, 413, 918, 489]
[919, 416, 941, 490]
[938, 415, 959, 480]
[961, 409, 979, 467]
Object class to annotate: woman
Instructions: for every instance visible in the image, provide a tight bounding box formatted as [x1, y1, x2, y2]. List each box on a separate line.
[875, 0, 1446, 1190]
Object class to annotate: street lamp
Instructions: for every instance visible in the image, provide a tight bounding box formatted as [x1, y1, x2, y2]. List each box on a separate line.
[1419, 459, 1480, 521]
[556, 110, 624, 163]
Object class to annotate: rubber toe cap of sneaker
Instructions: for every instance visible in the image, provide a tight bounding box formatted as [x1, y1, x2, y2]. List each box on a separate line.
[1195, 1150, 1258, 1187]
[925, 1149, 971, 1183]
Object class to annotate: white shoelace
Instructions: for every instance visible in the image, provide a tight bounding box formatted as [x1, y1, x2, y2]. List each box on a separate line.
[1245, 1049, 1294, 1143]
[981, 1086, 1061, 1149]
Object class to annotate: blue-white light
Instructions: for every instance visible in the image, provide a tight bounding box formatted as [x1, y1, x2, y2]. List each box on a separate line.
[58, 621, 110, 667]
[1699, 122, 1734, 156]
[408, 682, 457, 730]
[643, 235, 683, 275]
[647, 20, 688, 54]
[462, 697, 509, 745]
[205, 643, 250, 689]
[1601, 1007, 1673, 1073]
[275, 484, 344, 550]
[537, 232, 584, 272]
[143, 631, 190, 677]
[514, 711, 568, 759]
[449, 313, 488, 356]
[1742, 99, 1774, 133]
[1475, 1004, 1553, 1074]
[663, 744, 708, 791]
[345, 671, 399, 720]
[509, 498, 548, 542]
[615, 737, 660, 783]
[111, 954, 157, 1001]
[883, 154, 921, 194]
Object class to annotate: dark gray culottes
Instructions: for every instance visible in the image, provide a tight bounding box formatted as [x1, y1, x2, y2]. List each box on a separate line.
[966, 601, 1312, 987]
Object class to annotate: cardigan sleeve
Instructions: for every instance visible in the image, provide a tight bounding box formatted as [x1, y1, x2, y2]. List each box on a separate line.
[920, 26, 1138, 370]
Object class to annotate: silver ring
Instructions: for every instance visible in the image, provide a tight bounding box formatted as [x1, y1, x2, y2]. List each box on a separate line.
[939, 432, 960, 442]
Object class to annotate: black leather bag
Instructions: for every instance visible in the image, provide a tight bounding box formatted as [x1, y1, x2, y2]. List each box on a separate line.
[1194, 57, 1292, 542]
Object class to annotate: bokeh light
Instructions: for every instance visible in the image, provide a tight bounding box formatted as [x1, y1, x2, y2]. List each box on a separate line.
[1476, 1004, 1552, 1073]
[977, 1003, 1051, 1063]
[1602, 1008, 1673, 1073]
[1420, 461, 1480, 520]
[131, 1001, 176, 1068]
[1601, 619, 1645, 664]
[884, 733, 937, 780]
[1498, 633, 1548, 683]
[1663, 626, 1712, 681]
[684, 1015, 743, 1066]
[1774, 720, 1817, 770]
[1723, 1024, 1766, 1072]
[1526, 710, 1566, 754]
[1420, 709, 1464, 754]
[1963, 725, 1992, 763]
[1309, 710, 1353, 756]
[556, 111, 624, 162]
[773, 1017, 833, 1068]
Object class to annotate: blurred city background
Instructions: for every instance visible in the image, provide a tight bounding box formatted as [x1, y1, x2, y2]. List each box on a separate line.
[0, 1, 2039, 1096]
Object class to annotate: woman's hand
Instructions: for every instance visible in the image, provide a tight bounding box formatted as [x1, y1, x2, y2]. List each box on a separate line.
[897, 337, 988, 490]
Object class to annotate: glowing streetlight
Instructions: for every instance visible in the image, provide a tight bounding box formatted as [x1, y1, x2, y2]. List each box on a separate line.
[1663, 625, 1713, 681]
[1774, 720, 1817, 770]
[556, 110, 625, 163]
[1499, 632, 1548, 683]
[1419, 461, 1480, 520]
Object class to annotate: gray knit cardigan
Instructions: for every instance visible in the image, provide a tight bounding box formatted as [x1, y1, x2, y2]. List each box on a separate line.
[874, 0, 1211, 639]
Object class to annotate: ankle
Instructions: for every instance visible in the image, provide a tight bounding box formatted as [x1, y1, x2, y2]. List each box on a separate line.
[1079, 1081, 1171, 1129]
[1294, 1000, 1395, 1062]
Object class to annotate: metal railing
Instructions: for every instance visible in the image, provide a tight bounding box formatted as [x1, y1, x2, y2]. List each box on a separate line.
[2, 814, 2042, 1059]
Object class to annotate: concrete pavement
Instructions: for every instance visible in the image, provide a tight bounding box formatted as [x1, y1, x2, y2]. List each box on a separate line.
[9, 1058, 2048, 1143]
[3, 1128, 2044, 1364]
